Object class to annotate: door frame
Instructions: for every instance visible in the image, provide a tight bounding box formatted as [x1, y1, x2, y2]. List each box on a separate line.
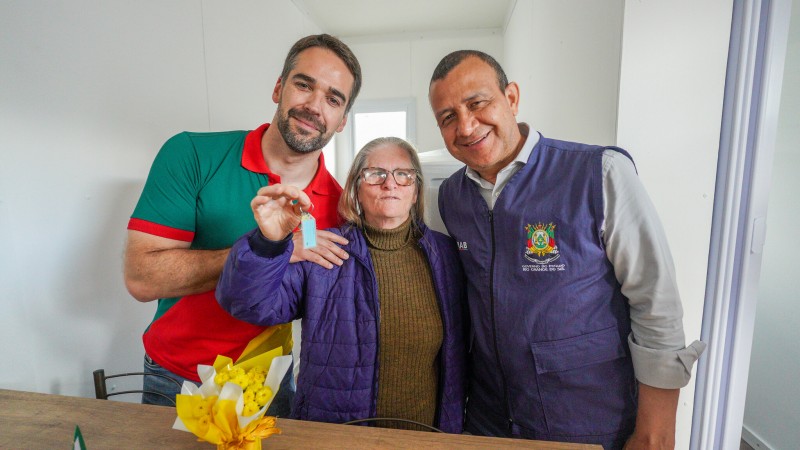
[691, 0, 792, 448]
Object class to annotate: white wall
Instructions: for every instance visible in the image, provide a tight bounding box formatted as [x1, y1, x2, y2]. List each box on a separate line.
[0, 0, 319, 398]
[616, 1, 733, 449]
[743, 3, 800, 449]
[504, 0, 623, 145]
[342, 31, 504, 155]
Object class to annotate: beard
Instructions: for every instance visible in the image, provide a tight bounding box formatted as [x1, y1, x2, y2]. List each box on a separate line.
[276, 106, 334, 154]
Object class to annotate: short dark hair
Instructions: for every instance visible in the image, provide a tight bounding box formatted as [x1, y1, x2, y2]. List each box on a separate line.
[430, 50, 508, 91]
[280, 34, 362, 113]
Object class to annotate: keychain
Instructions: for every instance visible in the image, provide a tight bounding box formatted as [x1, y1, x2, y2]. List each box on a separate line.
[292, 199, 317, 248]
[291, 199, 317, 249]
[299, 207, 317, 249]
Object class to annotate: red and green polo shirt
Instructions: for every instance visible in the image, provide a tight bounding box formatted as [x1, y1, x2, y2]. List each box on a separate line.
[128, 123, 342, 381]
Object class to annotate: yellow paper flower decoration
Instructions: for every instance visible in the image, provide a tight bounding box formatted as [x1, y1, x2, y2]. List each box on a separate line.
[173, 350, 292, 450]
[213, 364, 274, 410]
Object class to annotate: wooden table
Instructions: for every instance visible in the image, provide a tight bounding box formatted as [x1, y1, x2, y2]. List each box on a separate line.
[0, 389, 600, 449]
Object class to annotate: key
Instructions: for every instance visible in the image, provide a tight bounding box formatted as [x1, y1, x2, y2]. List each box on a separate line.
[299, 207, 317, 249]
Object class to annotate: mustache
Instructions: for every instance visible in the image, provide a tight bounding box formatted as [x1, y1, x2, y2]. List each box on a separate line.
[288, 109, 325, 133]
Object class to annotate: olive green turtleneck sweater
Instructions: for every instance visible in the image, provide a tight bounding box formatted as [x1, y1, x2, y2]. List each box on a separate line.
[363, 217, 443, 431]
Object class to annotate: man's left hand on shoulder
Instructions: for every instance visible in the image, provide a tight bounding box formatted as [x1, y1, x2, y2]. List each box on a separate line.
[289, 229, 349, 269]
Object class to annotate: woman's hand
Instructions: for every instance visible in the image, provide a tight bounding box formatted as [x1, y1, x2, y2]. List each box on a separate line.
[250, 184, 312, 241]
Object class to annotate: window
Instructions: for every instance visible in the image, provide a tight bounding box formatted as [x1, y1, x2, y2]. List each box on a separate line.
[350, 98, 416, 156]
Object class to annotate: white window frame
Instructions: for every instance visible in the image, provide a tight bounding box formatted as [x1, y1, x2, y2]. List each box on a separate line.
[691, 0, 792, 448]
[349, 98, 416, 157]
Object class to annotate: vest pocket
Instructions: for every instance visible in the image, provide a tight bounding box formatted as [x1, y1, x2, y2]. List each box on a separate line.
[529, 325, 634, 437]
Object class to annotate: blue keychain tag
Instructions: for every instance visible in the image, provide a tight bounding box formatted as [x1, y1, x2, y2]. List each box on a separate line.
[300, 209, 317, 249]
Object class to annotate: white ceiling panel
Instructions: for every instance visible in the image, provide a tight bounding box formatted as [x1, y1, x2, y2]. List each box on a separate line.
[292, 0, 514, 37]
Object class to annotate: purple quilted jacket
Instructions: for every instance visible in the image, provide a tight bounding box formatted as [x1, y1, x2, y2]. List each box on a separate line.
[216, 222, 467, 433]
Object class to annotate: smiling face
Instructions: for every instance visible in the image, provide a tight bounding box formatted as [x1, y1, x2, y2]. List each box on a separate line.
[429, 56, 523, 183]
[273, 47, 354, 154]
[357, 144, 419, 230]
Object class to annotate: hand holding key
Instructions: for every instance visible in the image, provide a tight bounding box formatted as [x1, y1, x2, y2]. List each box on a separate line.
[251, 184, 349, 268]
[250, 184, 311, 242]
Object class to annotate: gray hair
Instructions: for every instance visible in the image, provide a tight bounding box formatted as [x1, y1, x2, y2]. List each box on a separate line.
[338, 137, 426, 230]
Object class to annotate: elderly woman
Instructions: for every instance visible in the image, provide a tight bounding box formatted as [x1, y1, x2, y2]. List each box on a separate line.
[216, 137, 466, 433]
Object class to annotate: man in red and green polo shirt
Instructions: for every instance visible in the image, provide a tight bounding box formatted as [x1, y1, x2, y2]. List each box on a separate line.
[123, 34, 362, 415]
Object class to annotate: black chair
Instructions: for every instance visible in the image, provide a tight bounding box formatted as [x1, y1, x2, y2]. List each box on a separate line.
[92, 369, 182, 406]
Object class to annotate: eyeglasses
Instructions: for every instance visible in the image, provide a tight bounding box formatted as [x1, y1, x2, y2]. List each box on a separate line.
[360, 167, 418, 186]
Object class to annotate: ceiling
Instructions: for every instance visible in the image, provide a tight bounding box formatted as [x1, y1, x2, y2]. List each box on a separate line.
[292, 0, 515, 37]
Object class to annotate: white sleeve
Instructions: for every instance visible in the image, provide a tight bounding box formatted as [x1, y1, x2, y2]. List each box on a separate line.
[602, 150, 705, 389]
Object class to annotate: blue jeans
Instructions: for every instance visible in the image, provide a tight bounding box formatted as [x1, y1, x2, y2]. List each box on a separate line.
[141, 354, 195, 406]
[142, 354, 296, 417]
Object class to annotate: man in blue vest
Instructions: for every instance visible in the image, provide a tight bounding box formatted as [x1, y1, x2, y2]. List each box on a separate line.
[428, 50, 705, 449]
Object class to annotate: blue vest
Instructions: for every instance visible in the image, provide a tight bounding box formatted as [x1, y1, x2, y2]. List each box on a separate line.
[439, 135, 637, 448]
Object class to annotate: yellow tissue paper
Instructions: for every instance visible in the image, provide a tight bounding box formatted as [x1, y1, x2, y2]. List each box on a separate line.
[173, 351, 292, 450]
